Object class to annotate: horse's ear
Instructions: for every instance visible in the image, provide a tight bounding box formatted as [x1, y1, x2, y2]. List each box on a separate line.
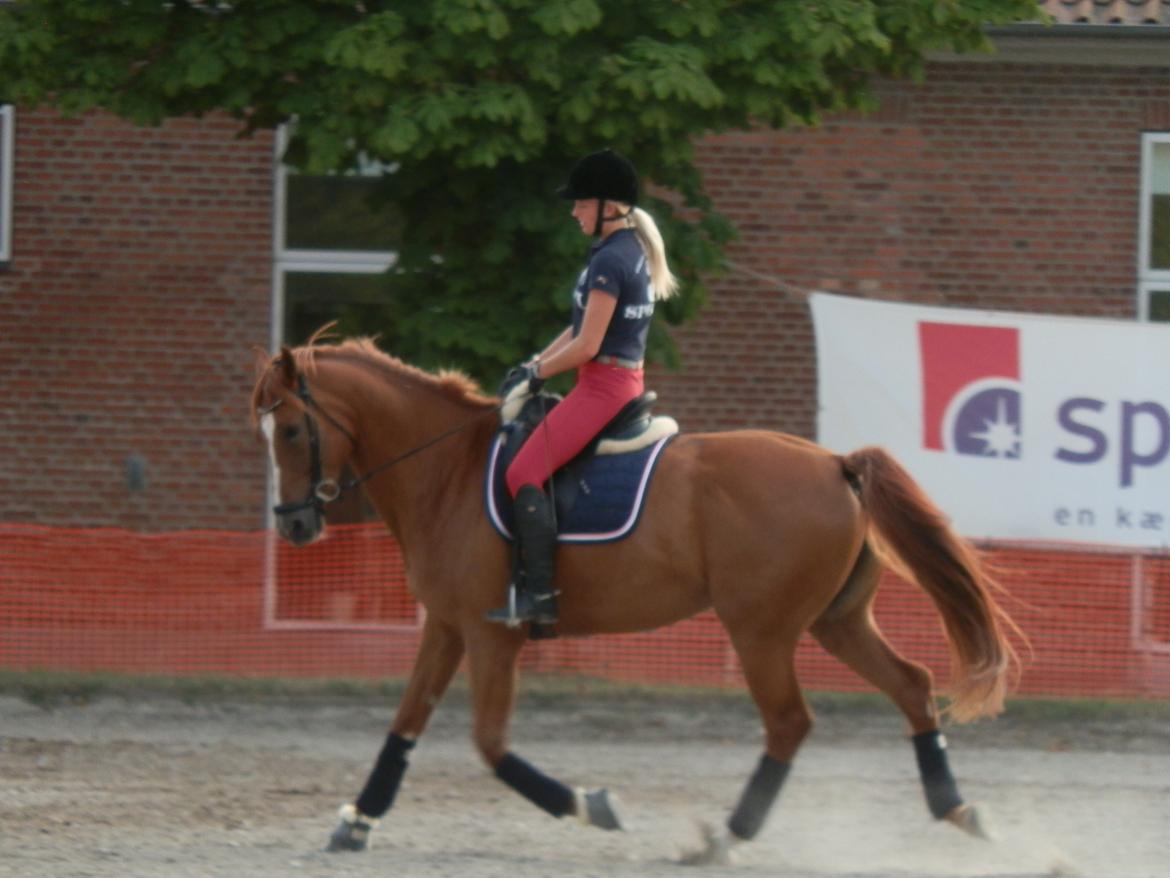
[277, 345, 298, 388]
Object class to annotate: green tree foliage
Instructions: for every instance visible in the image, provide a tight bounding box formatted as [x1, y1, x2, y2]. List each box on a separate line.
[0, 0, 1042, 382]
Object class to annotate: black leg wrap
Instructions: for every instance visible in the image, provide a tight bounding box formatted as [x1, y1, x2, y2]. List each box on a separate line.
[912, 730, 964, 819]
[494, 752, 575, 818]
[728, 754, 791, 841]
[355, 732, 416, 818]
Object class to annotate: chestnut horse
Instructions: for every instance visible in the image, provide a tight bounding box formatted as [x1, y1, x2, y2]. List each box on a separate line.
[250, 336, 1020, 860]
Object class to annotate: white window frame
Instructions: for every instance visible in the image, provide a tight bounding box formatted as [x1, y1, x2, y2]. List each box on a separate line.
[1, 105, 13, 264]
[1131, 138, 1170, 653]
[269, 125, 397, 351]
[1137, 132, 1170, 320]
[1138, 280, 1170, 322]
[264, 126, 418, 633]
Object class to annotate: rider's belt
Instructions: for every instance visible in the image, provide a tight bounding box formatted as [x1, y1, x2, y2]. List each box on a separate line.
[594, 355, 644, 370]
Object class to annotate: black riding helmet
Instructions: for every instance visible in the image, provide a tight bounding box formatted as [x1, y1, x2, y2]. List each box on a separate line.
[557, 149, 639, 237]
[557, 149, 639, 205]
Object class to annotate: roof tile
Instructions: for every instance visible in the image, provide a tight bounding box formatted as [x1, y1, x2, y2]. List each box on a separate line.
[1040, 0, 1170, 26]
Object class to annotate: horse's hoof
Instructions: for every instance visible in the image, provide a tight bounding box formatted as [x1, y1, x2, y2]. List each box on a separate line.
[945, 803, 993, 841]
[325, 803, 377, 852]
[679, 820, 736, 866]
[575, 787, 624, 831]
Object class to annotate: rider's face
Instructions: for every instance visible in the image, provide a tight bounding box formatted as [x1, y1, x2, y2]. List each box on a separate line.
[571, 199, 599, 235]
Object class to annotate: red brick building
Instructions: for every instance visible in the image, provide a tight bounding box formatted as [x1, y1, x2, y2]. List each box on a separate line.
[2, 2, 1168, 531]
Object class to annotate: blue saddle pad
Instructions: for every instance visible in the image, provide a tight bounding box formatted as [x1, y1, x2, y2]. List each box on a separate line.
[484, 430, 675, 544]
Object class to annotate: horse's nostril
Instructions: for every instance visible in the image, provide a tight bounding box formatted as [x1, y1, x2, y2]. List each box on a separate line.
[283, 515, 319, 546]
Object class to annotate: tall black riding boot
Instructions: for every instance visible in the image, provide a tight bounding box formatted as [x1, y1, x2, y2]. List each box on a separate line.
[486, 485, 559, 626]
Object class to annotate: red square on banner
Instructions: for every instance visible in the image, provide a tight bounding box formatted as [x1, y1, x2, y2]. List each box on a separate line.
[918, 322, 1019, 450]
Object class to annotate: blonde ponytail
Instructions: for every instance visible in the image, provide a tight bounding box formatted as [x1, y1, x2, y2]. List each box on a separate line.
[629, 206, 679, 301]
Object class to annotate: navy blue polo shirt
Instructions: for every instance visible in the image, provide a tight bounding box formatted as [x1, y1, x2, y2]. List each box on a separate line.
[569, 228, 653, 363]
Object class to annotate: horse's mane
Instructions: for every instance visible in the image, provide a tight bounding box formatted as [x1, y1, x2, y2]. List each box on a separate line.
[265, 330, 495, 411]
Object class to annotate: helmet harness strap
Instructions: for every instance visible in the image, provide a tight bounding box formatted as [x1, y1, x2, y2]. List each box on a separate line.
[592, 199, 632, 238]
[593, 197, 607, 237]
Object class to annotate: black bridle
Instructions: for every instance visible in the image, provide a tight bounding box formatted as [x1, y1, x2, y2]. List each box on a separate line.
[266, 374, 354, 518]
[265, 373, 503, 518]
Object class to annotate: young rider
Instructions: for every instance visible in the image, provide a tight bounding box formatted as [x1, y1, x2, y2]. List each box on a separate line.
[487, 149, 679, 627]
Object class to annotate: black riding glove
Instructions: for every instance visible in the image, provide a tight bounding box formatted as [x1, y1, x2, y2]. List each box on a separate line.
[498, 362, 545, 398]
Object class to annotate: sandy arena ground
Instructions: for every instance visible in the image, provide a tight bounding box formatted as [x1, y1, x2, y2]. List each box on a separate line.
[1, 686, 1167, 878]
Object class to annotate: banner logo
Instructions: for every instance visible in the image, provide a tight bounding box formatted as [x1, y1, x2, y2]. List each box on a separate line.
[919, 322, 1022, 458]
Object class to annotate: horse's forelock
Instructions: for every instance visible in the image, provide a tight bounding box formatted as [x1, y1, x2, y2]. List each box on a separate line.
[306, 321, 338, 346]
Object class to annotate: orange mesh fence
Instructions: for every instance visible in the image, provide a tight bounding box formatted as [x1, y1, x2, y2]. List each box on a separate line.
[2, 523, 1169, 699]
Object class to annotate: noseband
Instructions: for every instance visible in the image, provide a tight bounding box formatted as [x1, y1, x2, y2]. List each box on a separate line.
[270, 374, 357, 519]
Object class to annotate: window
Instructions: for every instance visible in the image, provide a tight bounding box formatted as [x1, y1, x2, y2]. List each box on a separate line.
[266, 128, 420, 632]
[273, 125, 400, 348]
[1, 105, 12, 264]
[1139, 133, 1170, 321]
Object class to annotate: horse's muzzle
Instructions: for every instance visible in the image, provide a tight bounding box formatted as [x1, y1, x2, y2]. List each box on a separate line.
[274, 501, 325, 546]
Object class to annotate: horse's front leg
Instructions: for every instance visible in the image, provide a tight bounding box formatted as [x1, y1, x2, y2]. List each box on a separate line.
[467, 624, 624, 832]
[681, 629, 808, 866]
[327, 614, 464, 852]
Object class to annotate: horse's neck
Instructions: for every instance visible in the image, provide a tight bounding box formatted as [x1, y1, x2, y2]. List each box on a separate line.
[338, 364, 491, 552]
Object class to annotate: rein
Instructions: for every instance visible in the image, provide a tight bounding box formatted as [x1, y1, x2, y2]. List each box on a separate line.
[342, 401, 504, 494]
[270, 374, 504, 515]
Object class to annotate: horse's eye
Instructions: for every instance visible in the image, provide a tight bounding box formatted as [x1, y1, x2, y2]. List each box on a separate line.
[282, 424, 300, 442]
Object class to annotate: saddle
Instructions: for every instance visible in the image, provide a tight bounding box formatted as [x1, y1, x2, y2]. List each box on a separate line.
[488, 389, 679, 641]
[494, 389, 679, 531]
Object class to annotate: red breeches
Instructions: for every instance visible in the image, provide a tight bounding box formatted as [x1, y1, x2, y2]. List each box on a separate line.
[505, 361, 644, 498]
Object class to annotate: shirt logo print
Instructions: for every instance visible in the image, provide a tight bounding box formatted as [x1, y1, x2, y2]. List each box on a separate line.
[624, 303, 655, 319]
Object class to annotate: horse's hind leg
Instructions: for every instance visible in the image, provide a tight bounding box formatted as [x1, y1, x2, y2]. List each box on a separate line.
[465, 625, 623, 831]
[328, 615, 465, 852]
[810, 601, 990, 838]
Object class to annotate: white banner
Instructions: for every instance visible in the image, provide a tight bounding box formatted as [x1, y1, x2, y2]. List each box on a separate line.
[812, 292, 1170, 549]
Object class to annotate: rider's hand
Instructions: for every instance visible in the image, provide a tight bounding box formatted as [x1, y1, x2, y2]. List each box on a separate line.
[498, 361, 544, 398]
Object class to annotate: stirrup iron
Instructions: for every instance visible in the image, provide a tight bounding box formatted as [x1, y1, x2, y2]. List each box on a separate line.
[485, 582, 557, 627]
[488, 583, 525, 629]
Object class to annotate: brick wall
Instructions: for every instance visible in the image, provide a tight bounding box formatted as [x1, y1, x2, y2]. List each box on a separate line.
[0, 111, 273, 530]
[3, 60, 1169, 531]
[652, 61, 1170, 438]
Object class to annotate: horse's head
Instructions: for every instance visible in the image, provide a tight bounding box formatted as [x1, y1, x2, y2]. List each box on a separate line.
[251, 345, 357, 546]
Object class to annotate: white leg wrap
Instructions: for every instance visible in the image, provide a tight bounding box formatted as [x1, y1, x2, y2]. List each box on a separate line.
[338, 802, 380, 827]
[327, 802, 380, 853]
[679, 821, 739, 866]
[571, 786, 624, 830]
[573, 787, 591, 826]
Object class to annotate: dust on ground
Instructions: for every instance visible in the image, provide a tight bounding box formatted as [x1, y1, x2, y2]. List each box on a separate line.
[1, 686, 1167, 878]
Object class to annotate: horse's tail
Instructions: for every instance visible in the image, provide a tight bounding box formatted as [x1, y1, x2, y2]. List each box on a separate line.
[841, 446, 1023, 723]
